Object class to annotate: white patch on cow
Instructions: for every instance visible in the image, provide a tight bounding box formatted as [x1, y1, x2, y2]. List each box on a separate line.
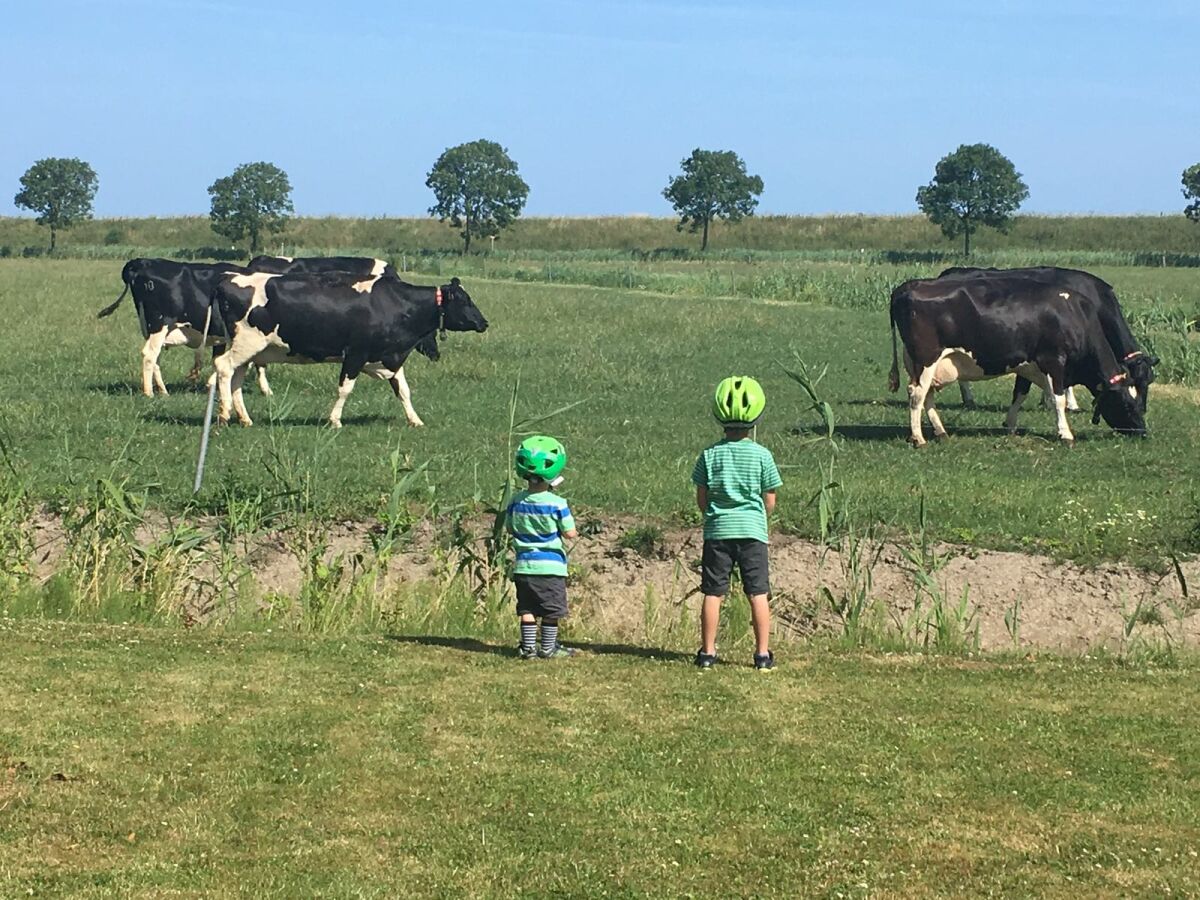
[351, 276, 380, 294]
[328, 375, 357, 428]
[279, 256, 294, 263]
[370, 258, 387, 277]
[1048, 375, 1075, 443]
[1128, 385, 1138, 400]
[228, 272, 279, 310]
[1059, 292, 1070, 300]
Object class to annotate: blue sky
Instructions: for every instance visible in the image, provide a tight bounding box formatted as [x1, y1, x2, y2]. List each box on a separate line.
[2, 0, 1196, 217]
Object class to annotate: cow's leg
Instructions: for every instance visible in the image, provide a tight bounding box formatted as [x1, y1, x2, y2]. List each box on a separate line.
[141, 327, 169, 396]
[958, 382, 977, 409]
[907, 364, 939, 447]
[1007, 376, 1033, 433]
[1035, 361, 1075, 444]
[390, 368, 424, 427]
[926, 388, 949, 439]
[330, 356, 367, 428]
[256, 364, 272, 397]
[230, 365, 252, 426]
[186, 346, 204, 383]
[1065, 386, 1080, 412]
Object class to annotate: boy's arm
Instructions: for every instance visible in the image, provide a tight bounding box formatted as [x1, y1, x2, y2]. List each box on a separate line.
[696, 485, 708, 512]
[560, 504, 578, 540]
[764, 490, 777, 515]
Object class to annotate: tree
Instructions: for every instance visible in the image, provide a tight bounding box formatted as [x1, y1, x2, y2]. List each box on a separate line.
[1183, 163, 1200, 225]
[662, 149, 763, 251]
[13, 157, 98, 252]
[915, 143, 1029, 257]
[207, 162, 294, 253]
[426, 140, 529, 254]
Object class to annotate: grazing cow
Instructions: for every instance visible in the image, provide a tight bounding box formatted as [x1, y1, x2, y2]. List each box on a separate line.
[96, 258, 271, 397]
[211, 272, 487, 427]
[888, 273, 1146, 445]
[938, 266, 1158, 421]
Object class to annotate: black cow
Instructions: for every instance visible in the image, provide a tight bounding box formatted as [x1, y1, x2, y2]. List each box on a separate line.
[211, 272, 487, 427]
[938, 267, 1158, 421]
[246, 255, 399, 279]
[888, 273, 1146, 445]
[97, 258, 256, 396]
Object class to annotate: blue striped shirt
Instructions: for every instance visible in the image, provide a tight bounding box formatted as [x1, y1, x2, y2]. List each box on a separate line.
[505, 490, 575, 576]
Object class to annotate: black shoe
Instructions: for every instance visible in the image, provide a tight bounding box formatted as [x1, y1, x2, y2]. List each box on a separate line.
[538, 643, 576, 660]
[694, 650, 718, 669]
[754, 651, 775, 671]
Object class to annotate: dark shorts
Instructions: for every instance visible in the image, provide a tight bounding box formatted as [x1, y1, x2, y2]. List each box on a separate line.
[701, 539, 770, 597]
[515, 575, 569, 620]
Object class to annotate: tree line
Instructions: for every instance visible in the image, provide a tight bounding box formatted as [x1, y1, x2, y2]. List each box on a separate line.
[12, 144, 1200, 256]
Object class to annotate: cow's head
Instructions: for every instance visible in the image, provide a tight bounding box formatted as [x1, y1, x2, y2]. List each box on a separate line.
[440, 277, 488, 333]
[1122, 351, 1159, 415]
[1091, 376, 1148, 437]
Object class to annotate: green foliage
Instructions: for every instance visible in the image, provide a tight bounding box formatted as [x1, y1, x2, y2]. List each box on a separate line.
[207, 161, 294, 253]
[616, 524, 664, 559]
[663, 148, 763, 250]
[916, 143, 1030, 257]
[13, 157, 98, 251]
[426, 139, 529, 254]
[1183, 163, 1200, 225]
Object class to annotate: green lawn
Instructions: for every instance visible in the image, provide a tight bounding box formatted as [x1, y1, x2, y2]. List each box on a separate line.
[0, 620, 1196, 897]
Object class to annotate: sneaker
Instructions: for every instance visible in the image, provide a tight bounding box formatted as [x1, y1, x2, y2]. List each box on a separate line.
[694, 650, 718, 669]
[518, 645, 538, 660]
[754, 651, 775, 671]
[537, 643, 576, 659]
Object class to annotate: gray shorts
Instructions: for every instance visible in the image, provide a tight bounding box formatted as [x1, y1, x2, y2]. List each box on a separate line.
[701, 539, 770, 597]
[515, 575, 569, 620]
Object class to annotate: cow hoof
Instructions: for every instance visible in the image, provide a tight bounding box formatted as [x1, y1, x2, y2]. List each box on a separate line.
[934, 432, 950, 442]
[908, 437, 927, 448]
[407, 418, 425, 428]
[329, 420, 343, 429]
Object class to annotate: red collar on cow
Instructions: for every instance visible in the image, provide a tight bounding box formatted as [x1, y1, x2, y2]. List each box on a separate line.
[435, 287, 443, 307]
[1109, 372, 1128, 385]
[1124, 351, 1142, 361]
[435, 286, 446, 337]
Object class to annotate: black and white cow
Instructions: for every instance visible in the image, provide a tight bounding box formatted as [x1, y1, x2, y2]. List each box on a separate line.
[211, 271, 487, 427]
[887, 273, 1146, 445]
[97, 258, 261, 397]
[938, 266, 1158, 420]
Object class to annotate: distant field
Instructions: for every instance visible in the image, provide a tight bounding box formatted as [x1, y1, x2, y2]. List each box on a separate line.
[1, 257, 1198, 564]
[2, 212, 1199, 256]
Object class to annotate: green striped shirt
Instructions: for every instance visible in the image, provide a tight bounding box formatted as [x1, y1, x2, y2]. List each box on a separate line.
[691, 438, 782, 543]
[505, 489, 576, 576]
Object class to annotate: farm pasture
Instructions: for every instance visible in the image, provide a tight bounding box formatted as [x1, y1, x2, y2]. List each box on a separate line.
[0, 258, 1197, 564]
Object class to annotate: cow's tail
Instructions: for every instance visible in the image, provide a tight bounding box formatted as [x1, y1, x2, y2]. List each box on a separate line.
[97, 282, 129, 318]
[97, 259, 138, 318]
[887, 298, 901, 393]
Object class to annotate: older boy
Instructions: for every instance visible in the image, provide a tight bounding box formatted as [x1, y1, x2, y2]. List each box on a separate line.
[691, 376, 782, 670]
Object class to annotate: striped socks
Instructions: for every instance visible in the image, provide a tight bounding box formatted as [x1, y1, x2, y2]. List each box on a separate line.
[520, 622, 537, 655]
[540, 623, 559, 655]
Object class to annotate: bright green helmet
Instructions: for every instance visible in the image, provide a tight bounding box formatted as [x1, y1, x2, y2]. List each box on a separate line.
[713, 376, 766, 426]
[515, 435, 568, 482]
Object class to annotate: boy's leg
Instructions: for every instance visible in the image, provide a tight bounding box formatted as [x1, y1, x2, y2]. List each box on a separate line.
[536, 578, 574, 659]
[699, 540, 733, 659]
[748, 595, 771, 656]
[519, 613, 538, 658]
[540, 617, 559, 655]
[738, 541, 773, 659]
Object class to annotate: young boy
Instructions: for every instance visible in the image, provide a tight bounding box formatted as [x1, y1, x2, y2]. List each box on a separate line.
[506, 435, 578, 660]
[691, 376, 782, 671]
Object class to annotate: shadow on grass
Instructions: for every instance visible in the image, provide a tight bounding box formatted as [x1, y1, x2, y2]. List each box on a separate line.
[137, 411, 391, 427]
[386, 634, 692, 663]
[87, 381, 207, 396]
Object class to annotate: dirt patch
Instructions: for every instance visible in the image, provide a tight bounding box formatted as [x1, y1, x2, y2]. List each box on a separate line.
[25, 512, 1199, 652]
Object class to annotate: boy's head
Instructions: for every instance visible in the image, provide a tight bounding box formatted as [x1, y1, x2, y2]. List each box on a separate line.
[712, 376, 766, 431]
[515, 435, 567, 487]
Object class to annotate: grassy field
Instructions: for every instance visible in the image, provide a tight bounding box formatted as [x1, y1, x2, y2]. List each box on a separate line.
[1, 258, 1198, 566]
[1, 620, 1197, 897]
[3, 213, 1200, 256]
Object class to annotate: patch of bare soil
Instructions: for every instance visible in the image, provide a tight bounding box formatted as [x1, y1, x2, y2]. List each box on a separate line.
[26, 512, 1199, 652]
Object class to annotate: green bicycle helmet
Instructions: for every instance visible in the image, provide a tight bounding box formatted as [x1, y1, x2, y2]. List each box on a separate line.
[713, 376, 766, 426]
[515, 435, 568, 482]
